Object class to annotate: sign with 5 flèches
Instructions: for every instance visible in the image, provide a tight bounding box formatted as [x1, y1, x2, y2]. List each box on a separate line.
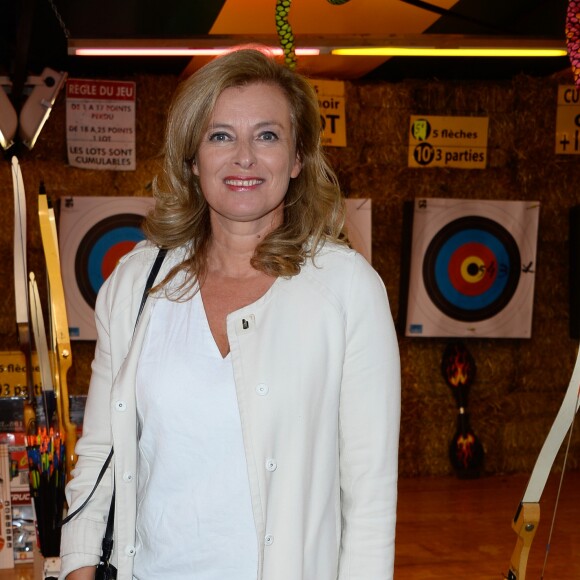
[408, 115, 489, 169]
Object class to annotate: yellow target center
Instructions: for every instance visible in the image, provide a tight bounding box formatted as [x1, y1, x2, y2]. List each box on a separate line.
[460, 256, 485, 283]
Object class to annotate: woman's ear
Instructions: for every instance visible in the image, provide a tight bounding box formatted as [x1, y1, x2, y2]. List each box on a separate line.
[192, 158, 199, 176]
[291, 153, 302, 178]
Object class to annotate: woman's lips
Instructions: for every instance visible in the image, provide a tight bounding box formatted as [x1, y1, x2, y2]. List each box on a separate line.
[224, 177, 264, 187]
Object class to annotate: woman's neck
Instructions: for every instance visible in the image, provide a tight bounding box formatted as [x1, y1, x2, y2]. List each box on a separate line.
[207, 214, 280, 279]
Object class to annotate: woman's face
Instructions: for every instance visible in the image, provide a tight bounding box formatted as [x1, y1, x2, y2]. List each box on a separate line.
[193, 82, 302, 233]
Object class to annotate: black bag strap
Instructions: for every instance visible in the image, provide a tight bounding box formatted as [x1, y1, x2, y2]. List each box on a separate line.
[136, 247, 167, 328]
[99, 485, 116, 564]
[60, 247, 167, 528]
[59, 447, 114, 526]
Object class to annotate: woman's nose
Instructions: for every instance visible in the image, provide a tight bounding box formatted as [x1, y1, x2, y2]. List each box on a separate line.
[233, 139, 256, 168]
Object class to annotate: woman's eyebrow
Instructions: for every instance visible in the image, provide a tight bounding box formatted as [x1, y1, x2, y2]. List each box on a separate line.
[206, 120, 285, 130]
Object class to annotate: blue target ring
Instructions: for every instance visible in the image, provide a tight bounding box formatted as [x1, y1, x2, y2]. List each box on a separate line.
[433, 229, 511, 311]
[75, 214, 147, 309]
[423, 216, 521, 322]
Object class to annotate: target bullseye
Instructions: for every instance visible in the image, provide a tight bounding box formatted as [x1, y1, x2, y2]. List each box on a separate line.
[448, 242, 497, 296]
[460, 255, 485, 283]
[423, 216, 521, 322]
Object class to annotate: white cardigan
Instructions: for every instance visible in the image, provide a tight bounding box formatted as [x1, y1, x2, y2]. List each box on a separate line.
[60, 241, 401, 580]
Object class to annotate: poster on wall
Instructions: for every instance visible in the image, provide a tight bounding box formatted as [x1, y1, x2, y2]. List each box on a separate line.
[59, 196, 155, 340]
[402, 198, 540, 338]
[555, 85, 580, 154]
[309, 79, 346, 147]
[66, 78, 136, 171]
[408, 115, 488, 169]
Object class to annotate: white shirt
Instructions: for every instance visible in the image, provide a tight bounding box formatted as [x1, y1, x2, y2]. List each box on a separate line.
[133, 290, 258, 580]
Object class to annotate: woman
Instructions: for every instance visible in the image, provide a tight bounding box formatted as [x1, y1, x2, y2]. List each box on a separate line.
[60, 47, 400, 580]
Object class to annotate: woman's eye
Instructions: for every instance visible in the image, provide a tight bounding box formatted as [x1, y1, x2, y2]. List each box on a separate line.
[259, 131, 278, 141]
[208, 132, 230, 142]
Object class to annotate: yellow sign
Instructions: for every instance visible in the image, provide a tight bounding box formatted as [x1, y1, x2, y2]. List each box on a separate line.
[310, 80, 347, 147]
[0, 352, 42, 398]
[555, 85, 580, 154]
[408, 115, 489, 169]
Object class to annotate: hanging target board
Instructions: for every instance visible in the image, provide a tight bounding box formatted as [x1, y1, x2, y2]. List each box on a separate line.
[403, 198, 540, 338]
[59, 196, 155, 340]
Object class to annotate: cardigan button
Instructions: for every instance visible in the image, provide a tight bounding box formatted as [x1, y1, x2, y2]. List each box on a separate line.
[115, 400, 127, 412]
[256, 383, 269, 396]
[122, 471, 134, 482]
[265, 458, 277, 472]
[125, 545, 136, 556]
[264, 534, 274, 546]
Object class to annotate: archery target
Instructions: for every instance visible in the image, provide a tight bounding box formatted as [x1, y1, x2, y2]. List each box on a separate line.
[59, 196, 155, 340]
[405, 198, 539, 338]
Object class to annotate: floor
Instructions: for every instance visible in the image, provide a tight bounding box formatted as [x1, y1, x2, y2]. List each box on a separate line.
[0, 471, 577, 579]
[394, 470, 580, 579]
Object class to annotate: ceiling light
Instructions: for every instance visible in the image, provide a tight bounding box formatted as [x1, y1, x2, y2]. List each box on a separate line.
[68, 36, 565, 61]
[332, 47, 568, 57]
[73, 47, 320, 57]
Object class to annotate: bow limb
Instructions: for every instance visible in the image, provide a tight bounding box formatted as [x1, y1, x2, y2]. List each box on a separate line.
[38, 192, 77, 481]
[506, 347, 580, 580]
[12, 156, 37, 434]
[29, 272, 56, 430]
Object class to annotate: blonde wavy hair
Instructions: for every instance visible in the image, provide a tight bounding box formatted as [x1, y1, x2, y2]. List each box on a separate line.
[144, 47, 347, 288]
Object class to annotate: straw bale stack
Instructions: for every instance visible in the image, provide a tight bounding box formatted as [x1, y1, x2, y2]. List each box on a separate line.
[1, 68, 578, 477]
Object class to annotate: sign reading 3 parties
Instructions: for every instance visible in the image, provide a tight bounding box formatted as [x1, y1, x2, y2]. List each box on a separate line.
[409, 115, 489, 169]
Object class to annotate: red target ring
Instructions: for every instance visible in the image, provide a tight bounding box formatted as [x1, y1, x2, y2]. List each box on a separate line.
[101, 241, 138, 281]
[447, 242, 497, 296]
[75, 214, 147, 309]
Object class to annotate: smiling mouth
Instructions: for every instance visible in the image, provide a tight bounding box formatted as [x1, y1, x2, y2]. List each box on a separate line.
[224, 178, 264, 187]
